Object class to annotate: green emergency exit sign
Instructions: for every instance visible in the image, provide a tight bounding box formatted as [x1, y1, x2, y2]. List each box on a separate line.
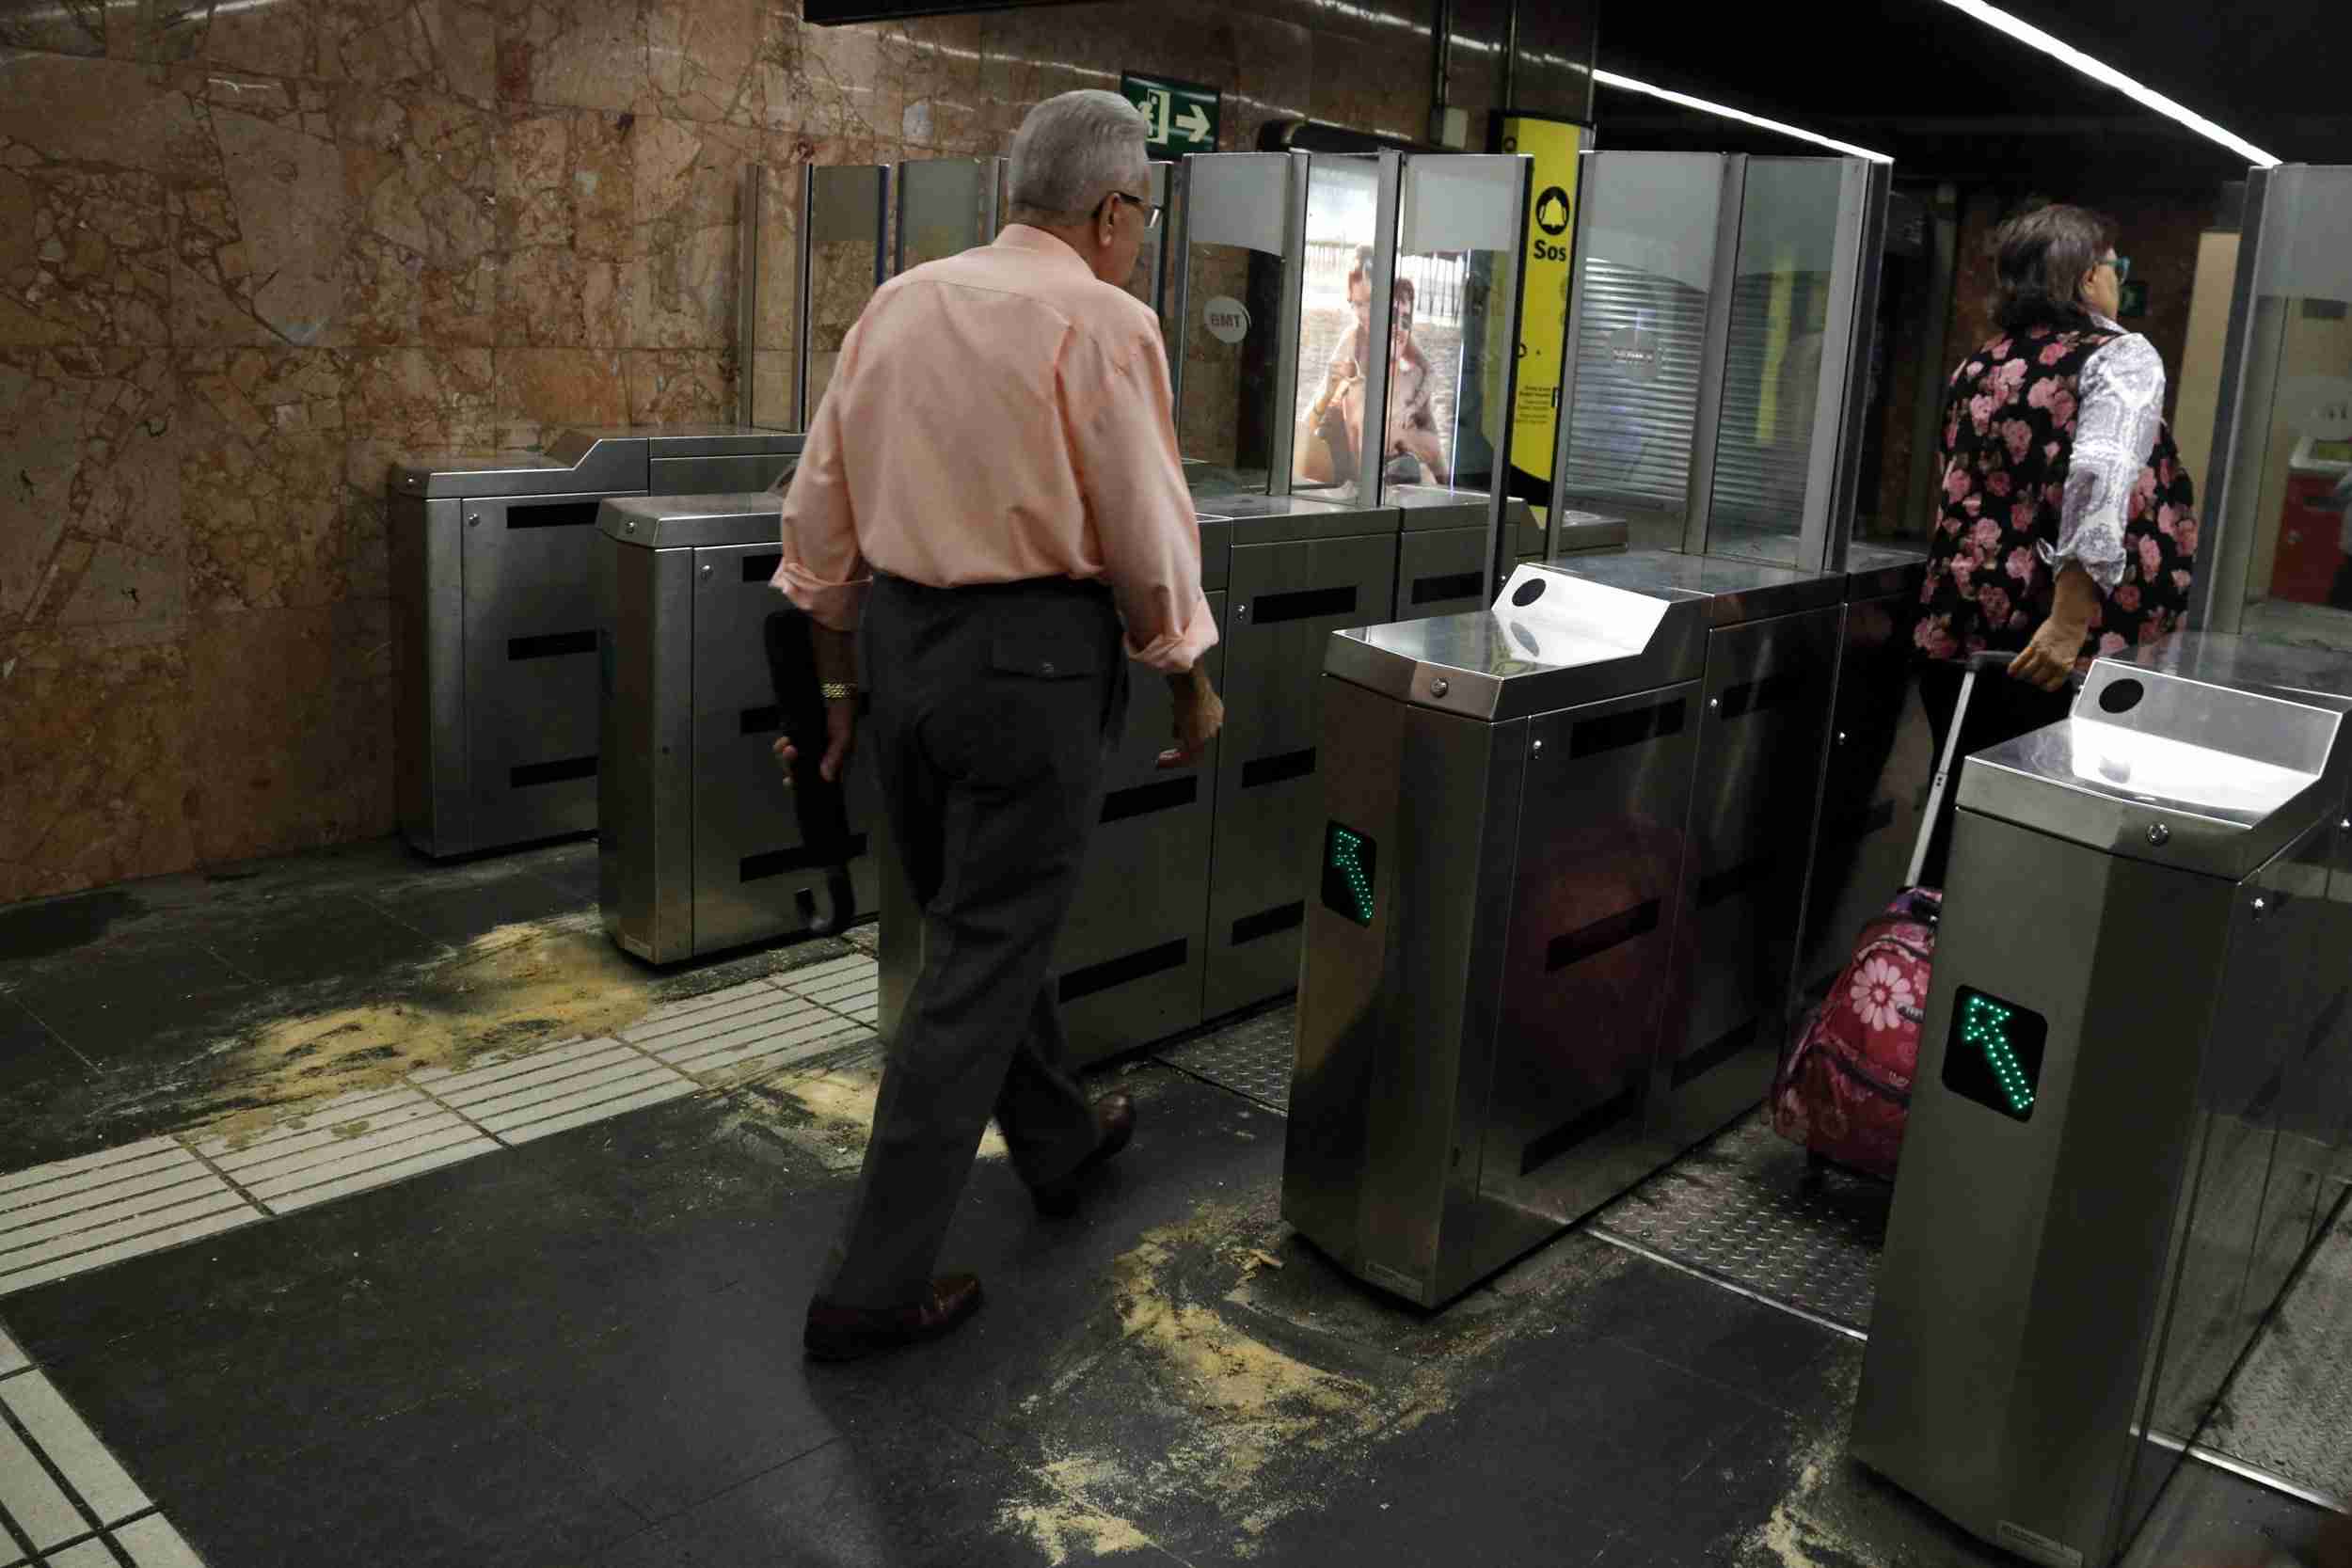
[1121, 72, 1219, 158]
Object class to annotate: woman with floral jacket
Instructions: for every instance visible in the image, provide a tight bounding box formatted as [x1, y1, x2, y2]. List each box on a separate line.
[1910, 202, 2198, 884]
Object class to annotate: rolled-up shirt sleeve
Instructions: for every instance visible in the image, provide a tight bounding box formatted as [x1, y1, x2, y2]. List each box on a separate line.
[2049, 330, 2165, 594]
[1060, 313, 1218, 673]
[771, 338, 868, 633]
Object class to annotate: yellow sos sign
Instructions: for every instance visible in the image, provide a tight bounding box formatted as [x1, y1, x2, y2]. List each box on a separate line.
[1493, 115, 1585, 493]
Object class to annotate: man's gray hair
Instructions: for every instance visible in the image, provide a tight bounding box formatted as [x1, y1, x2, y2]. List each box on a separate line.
[1008, 90, 1149, 224]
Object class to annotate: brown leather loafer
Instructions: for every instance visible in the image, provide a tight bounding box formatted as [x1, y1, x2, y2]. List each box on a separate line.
[1032, 1094, 1136, 1218]
[803, 1274, 983, 1362]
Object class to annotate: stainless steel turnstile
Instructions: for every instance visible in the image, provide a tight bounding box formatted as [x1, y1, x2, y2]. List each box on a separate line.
[391, 426, 803, 858]
[1855, 656, 2352, 1568]
[596, 494, 879, 964]
[1541, 551, 1845, 1146]
[1284, 549, 1840, 1307]
[1206, 495, 1403, 1020]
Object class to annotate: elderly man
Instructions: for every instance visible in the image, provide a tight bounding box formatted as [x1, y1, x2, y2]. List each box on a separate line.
[773, 90, 1224, 1362]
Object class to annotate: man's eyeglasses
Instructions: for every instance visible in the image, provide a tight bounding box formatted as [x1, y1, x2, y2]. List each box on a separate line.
[1107, 191, 1163, 231]
[2102, 255, 2133, 284]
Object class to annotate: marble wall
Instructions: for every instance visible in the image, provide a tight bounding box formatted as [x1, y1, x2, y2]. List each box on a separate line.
[0, 0, 1597, 902]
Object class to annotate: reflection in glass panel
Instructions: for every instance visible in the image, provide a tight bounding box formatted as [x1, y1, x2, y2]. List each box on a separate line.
[1383, 154, 1529, 522]
[1707, 159, 1846, 567]
[1293, 155, 1382, 505]
[2224, 166, 2352, 652]
[803, 166, 886, 420]
[1557, 152, 1723, 549]
[1178, 154, 1292, 495]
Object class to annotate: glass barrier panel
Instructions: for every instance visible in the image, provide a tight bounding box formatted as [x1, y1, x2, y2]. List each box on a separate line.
[1294, 153, 1383, 505]
[2217, 166, 2352, 649]
[1177, 153, 1293, 495]
[1706, 158, 1847, 567]
[896, 157, 993, 274]
[1556, 151, 1724, 550]
[1382, 153, 1529, 527]
[751, 162, 798, 431]
[803, 166, 887, 421]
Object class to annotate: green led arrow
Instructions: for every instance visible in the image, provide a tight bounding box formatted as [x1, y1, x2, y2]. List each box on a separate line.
[1961, 993, 2035, 1114]
[1329, 828, 1375, 925]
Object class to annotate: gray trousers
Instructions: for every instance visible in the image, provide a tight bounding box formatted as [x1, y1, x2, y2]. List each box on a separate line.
[820, 572, 1130, 1309]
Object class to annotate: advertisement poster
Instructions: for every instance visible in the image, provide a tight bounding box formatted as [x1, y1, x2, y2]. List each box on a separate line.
[1493, 114, 1586, 501]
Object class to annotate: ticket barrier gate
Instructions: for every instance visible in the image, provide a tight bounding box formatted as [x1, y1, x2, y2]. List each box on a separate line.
[391, 425, 803, 858]
[1855, 654, 2352, 1567]
[596, 494, 881, 965]
[1282, 550, 1840, 1307]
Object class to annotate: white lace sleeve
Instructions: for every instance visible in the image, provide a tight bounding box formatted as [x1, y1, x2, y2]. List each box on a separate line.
[2047, 330, 2165, 593]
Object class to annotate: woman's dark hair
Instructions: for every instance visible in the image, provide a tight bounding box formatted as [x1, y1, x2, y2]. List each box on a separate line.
[1989, 203, 2117, 333]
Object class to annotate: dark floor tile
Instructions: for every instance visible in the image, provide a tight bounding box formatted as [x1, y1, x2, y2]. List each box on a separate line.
[527, 838, 605, 903]
[522, 1279, 867, 1522]
[2122, 1449, 2344, 1568]
[195, 891, 454, 988]
[1570, 1244, 1847, 1411]
[0, 991, 93, 1094]
[0, 886, 155, 964]
[165, 1378, 646, 1568]
[0, 1201, 359, 1369]
[5, 937, 259, 1073]
[595, 1426, 1188, 1568]
[363, 867, 593, 950]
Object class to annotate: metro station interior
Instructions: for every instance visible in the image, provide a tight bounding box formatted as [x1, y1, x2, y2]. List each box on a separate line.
[1, 0, 2348, 1563]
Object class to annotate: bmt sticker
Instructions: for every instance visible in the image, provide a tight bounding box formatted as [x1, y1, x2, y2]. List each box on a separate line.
[1202, 295, 1249, 345]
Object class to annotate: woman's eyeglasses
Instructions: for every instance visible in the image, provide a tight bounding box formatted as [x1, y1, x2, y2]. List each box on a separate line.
[2103, 255, 2132, 284]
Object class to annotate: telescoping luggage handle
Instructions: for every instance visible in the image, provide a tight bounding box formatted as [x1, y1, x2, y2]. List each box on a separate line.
[1902, 650, 2082, 891]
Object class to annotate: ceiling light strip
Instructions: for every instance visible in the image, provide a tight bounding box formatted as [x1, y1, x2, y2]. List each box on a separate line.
[1934, 0, 2280, 167]
[1591, 68, 1896, 164]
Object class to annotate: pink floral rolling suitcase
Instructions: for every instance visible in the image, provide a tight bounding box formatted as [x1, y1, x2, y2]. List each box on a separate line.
[1772, 651, 2032, 1179]
[1772, 888, 1939, 1179]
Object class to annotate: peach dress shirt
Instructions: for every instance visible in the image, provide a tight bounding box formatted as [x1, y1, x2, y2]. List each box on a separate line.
[772, 224, 1218, 673]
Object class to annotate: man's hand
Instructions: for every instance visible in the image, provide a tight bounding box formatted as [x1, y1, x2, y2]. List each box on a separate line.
[1157, 665, 1224, 769]
[772, 699, 858, 785]
[2009, 562, 2098, 692]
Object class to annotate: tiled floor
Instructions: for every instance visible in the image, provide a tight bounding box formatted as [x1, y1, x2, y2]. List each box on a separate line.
[0, 836, 2344, 1568]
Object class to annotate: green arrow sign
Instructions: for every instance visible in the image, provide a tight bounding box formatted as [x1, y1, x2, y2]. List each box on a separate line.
[1121, 72, 1219, 158]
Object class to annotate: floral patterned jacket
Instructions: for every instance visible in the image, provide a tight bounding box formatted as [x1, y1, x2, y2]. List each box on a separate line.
[1914, 322, 2198, 664]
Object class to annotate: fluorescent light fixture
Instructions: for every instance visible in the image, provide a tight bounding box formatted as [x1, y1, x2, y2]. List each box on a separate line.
[1592, 69, 1896, 164]
[1934, 0, 2280, 166]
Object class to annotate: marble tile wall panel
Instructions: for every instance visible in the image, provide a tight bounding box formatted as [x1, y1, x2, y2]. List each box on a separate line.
[341, 89, 501, 347]
[625, 347, 729, 424]
[0, 619, 196, 904]
[499, 105, 632, 345]
[494, 344, 627, 448]
[627, 114, 757, 350]
[1, 347, 186, 632]
[178, 599, 395, 864]
[180, 347, 360, 611]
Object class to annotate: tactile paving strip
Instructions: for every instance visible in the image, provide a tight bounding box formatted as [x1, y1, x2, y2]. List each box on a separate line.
[2198, 1198, 2352, 1507]
[1153, 1006, 1298, 1115]
[1590, 1111, 1892, 1334]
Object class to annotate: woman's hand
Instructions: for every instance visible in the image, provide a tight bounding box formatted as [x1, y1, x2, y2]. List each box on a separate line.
[2008, 562, 2099, 691]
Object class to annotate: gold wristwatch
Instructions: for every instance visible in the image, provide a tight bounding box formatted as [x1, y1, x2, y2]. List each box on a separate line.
[820, 681, 857, 702]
